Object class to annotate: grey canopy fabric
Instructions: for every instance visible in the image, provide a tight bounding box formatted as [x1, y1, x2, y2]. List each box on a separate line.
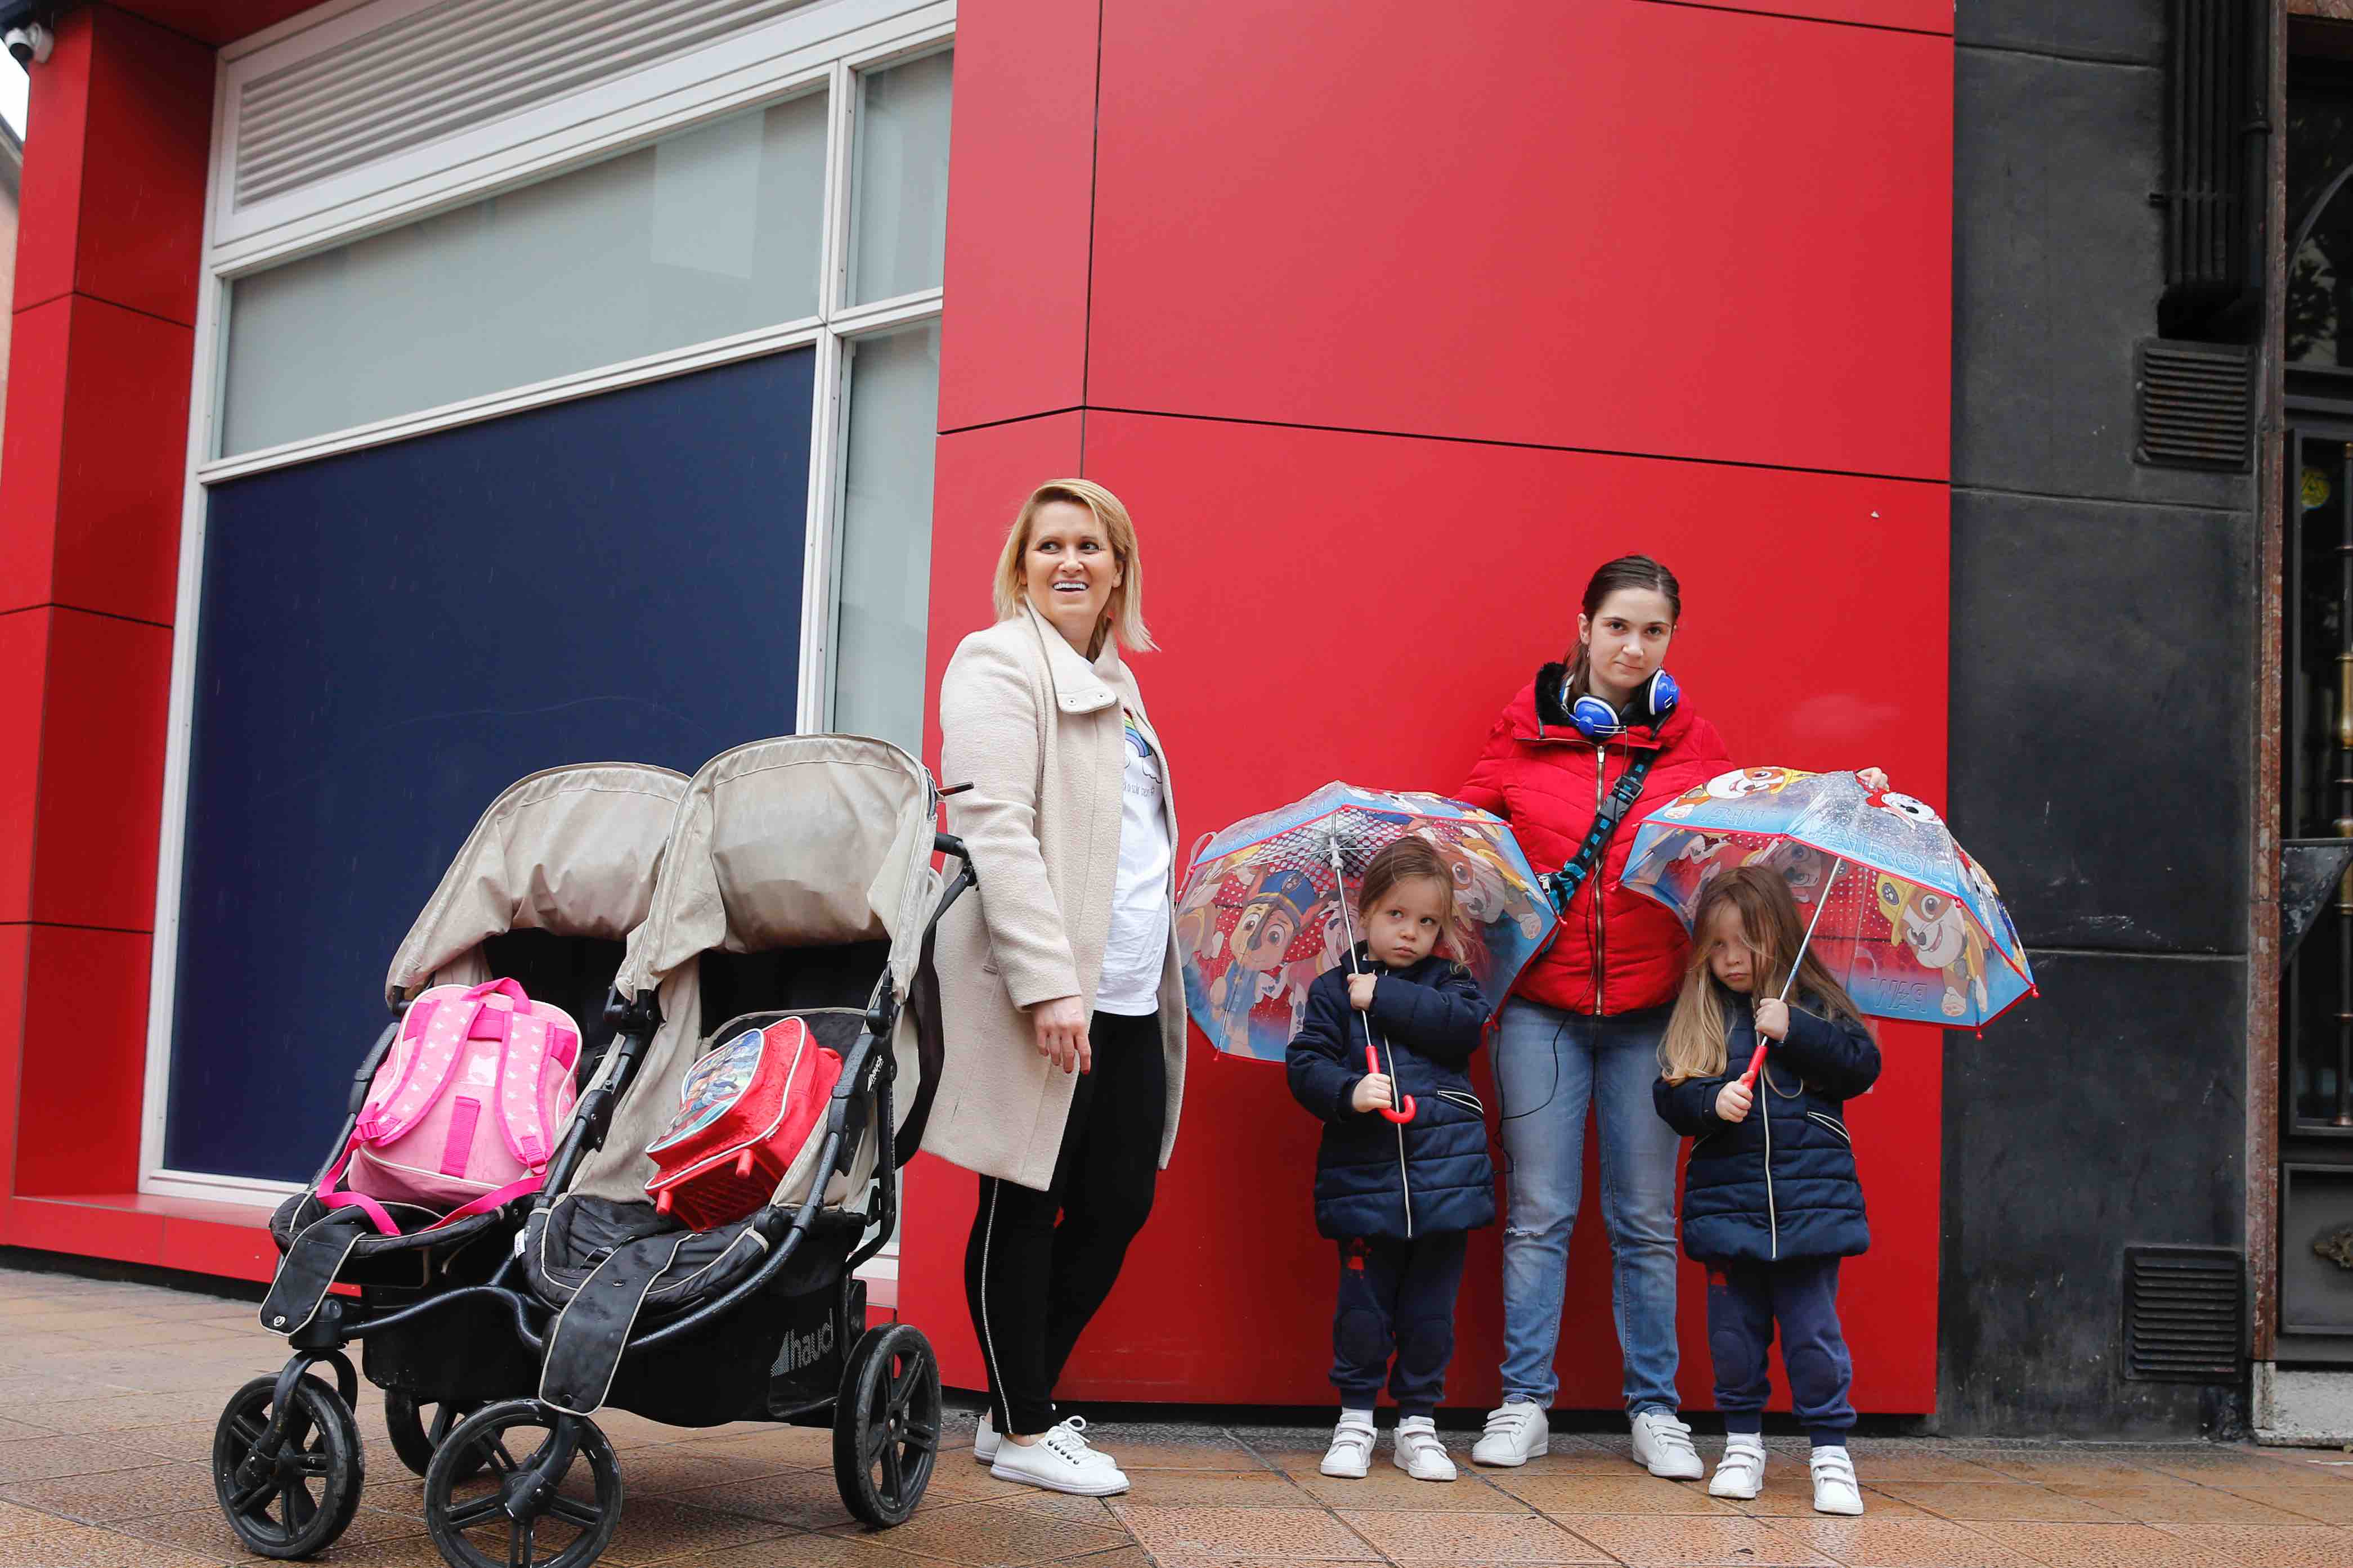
[384, 762, 689, 1006]
[574, 735, 942, 1206]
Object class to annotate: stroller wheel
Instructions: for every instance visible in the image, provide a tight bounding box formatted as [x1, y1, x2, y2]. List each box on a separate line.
[833, 1323, 940, 1528]
[213, 1374, 366, 1560]
[384, 1392, 490, 1481]
[423, 1399, 622, 1568]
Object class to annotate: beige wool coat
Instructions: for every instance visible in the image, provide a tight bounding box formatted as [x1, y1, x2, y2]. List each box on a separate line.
[922, 602, 1187, 1190]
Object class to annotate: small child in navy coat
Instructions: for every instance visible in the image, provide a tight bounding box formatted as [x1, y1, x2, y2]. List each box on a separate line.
[1653, 866, 1881, 1517]
[1287, 837, 1495, 1484]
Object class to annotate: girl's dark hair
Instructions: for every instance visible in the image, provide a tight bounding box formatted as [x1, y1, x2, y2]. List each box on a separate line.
[1356, 837, 1465, 956]
[1564, 554, 1682, 702]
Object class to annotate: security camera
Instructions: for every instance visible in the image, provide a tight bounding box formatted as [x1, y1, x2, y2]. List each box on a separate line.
[5, 23, 51, 68]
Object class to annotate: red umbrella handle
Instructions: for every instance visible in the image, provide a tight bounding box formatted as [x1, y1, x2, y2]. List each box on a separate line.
[1365, 1044, 1417, 1124]
[1738, 1042, 1768, 1088]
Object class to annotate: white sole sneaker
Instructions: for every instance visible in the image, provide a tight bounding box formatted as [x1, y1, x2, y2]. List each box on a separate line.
[1629, 1410, 1704, 1481]
[1321, 1429, 1374, 1479]
[1393, 1433, 1458, 1482]
[990, 1444, 1131, 1497]
[1707, 1437, 1766, 1500]
[1470, 1401, 1550, 1467]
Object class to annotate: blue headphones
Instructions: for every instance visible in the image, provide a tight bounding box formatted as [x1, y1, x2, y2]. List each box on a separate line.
[1566, 668, 1679, 739]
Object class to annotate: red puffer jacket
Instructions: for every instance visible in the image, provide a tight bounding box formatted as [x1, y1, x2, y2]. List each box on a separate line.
[1458, 664, 1734, 1016]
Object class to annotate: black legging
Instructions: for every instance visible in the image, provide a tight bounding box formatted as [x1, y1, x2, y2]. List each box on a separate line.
[963, 1008, 1166, 1435]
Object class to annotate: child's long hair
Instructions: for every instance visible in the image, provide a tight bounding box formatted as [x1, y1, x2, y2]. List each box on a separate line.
[1659, 866, 1873, 1084]
[1356, 837, 1469, 963]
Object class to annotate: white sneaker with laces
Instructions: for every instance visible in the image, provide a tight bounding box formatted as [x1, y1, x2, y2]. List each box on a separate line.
[1470, 1400, 1549, 1467]
[1392, 1417, 1457, 1482]
[990, 1424, 1131, 1497]
[1629, 1409, 1704, 1480]
[1707, 1433, 1767, 1499]
[975, 1413, 1116, 1468]
[1809, 1445, 1864, 1516]
[1320, 1413, 1375, 1479]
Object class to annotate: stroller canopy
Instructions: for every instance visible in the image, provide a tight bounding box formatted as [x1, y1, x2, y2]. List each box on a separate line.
[384, 762, 689, 1006]
[577, 735, 940, 1202]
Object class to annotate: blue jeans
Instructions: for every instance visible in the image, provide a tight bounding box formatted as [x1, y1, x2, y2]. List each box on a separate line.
[1494, 998, 1682, 1414]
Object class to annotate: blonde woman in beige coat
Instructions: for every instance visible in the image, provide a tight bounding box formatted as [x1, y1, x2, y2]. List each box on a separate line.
[925, 479, 1186, 1499]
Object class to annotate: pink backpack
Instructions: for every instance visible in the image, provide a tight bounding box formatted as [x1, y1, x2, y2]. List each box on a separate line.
[318, 978, 580, 1234]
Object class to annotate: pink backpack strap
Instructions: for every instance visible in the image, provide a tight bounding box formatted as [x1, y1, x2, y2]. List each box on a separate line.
[358, 979, 528, 1144]
[492, 1008, 578, 1170]
[314, 1136, 402, 1235]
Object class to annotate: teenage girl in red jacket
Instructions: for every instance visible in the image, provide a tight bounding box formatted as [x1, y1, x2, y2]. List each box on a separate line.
[1456, 555, 1882, 1478]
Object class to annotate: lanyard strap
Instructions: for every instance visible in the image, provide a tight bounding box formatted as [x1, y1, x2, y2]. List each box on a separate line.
[1541, 751, 1656, 912]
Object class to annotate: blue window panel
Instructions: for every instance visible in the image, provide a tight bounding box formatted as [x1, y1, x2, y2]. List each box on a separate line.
[164, 349, 814, 1183]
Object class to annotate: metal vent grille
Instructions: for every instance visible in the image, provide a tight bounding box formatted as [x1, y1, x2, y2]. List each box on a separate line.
[232, 0, 823, 209]
[2159, 0, 2256, 331]
[2123, 1245, 2243, 1383]
[2135, 340, 2251, 470]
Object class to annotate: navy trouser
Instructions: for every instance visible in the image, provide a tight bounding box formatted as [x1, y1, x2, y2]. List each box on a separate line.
[1332, 1230, 1469, 1418]
[1707, 1257, 1856, 1447]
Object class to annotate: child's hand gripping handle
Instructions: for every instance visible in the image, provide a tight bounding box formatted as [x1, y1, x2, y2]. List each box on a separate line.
[1364, 1044, 1416, 1124]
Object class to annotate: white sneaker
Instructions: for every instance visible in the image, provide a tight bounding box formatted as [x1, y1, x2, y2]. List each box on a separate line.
[976, 1412, 1116, 1468]
[1471, 1400, 1549, 1467]
[1392, 1417, 1457, 1482]
[1320, 1413, 1375, 1479]
[1629, 1409, 1703, 1480]
[990, 1423, 1131, 1497]
[1809, 1445, 1864, 1516]
[1707, 1433, 1767, 1499]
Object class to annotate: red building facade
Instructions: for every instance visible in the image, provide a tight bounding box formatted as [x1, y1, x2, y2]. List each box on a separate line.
[0, 0, 1953, 1416]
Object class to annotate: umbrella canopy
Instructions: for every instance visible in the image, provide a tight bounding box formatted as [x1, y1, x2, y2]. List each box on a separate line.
[1620, 767, 2034, 1030]
[1176, 781, 1551, 1062]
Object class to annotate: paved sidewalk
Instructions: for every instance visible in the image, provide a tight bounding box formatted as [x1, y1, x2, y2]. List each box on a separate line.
[2, 1259, 2351, 1567]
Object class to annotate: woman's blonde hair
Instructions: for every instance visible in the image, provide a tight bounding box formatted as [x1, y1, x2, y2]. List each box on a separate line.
[1658, 866, 1872, 1084]
[993, 479, 1156, 657]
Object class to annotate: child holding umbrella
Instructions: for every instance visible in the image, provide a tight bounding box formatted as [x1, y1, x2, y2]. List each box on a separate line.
[1285, 837, 1496, 1483]
[1651, 865, 1881, 1515]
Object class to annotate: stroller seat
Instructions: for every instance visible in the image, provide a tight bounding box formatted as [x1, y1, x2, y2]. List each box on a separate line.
[217, 762, 686, 1565]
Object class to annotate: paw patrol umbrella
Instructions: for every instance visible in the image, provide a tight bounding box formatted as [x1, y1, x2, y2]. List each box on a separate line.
[1621, 768, 2034, 1062]
[1176, 782, 1552, 1063]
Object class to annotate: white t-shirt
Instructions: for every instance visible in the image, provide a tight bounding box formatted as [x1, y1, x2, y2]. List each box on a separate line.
[1096, 711, 1172, 1016]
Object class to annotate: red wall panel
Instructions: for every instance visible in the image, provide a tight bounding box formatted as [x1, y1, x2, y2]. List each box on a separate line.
[26, 610, 175, 932]
[935, 0, 1101, 432]
[0, 306, 71, 613]
[10, 12, 93, 316]
[0, 297, 194, 624]
[12, 7, 210, 324]
[0, 611, 46, 923]
[1086, 0, 1952, 480]
[74, 7, 214, 326]
[901, 412, 1948, 1411]
[13, 923, 152, 1194]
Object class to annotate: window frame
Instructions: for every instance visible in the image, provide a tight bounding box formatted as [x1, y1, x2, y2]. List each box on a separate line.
[140, 0, 952, 1255]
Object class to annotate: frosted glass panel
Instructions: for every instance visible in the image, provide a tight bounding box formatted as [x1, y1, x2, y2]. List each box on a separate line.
[222, 91, 828, 455]
[831, 321, 940, 752]
[848, 51, 952, 305]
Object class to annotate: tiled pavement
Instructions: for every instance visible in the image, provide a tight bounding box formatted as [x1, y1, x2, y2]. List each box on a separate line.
[4, 1261, 2353, 1567]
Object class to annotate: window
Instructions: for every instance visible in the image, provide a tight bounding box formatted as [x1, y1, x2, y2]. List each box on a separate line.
[149, 6, 954, 1214]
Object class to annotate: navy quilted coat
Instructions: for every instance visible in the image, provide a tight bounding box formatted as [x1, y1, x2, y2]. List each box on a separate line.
[1286, 947, 1496, 1240]
[1457, 662, 1734, 1016]
[1652, 990, 1881, 1264]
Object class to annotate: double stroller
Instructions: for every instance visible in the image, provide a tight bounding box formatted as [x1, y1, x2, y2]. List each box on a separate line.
[212, 738, 974, 1568]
